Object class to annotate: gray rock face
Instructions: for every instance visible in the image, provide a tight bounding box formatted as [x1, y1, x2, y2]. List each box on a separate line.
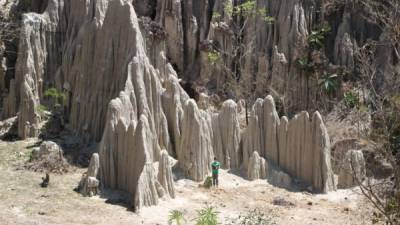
[212, 100, 241, 169]
[243, 96, 336, 193]
[2, 80, 17, 119]
[268, 169, 292, 189]
[338, 150, 366, 188]
[79, 153, 100, 196]
[17, 75, 40, 139]
[32, 141, 63, 160]
[178, 99, 213, 181]
[247, 151, 267, 180]
[158, 150, 175, 198]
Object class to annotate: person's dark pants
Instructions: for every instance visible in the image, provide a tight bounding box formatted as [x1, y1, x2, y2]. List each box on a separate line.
[212, 173, 218, 187]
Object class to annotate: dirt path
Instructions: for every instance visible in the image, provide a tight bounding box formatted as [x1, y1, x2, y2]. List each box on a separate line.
[0, 139, 373, 225]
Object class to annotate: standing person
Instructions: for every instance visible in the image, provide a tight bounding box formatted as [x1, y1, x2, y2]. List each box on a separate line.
[211, 157, 220, 187]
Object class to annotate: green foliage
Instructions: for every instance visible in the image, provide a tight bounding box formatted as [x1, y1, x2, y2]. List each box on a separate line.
[344, 91, 360, 109]
[385, 198, 400, 217]
[28, 149, 35, 162]
[194, 206, 219, 225]
[44, 87, 66, 108]
[38, 104, 48, 114]
[203, 176, 213, 189]
[297, 58, 314, 73]
[207, 50, 221, 66]
[308, 24, 331, 49]
[224, 3, 233, 16]
[168, 210, 186, 225]
[224, 0, 274, 23]
[318, 73, 339, 94]
[226, 209, 277, 225]
[213, 12, 222, 20]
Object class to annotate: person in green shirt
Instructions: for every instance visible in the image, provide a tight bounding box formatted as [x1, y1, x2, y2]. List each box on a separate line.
[211, 157, 220, 187]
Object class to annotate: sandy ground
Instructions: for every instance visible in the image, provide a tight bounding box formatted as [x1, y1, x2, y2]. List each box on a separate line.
[0, 139, 374, 225]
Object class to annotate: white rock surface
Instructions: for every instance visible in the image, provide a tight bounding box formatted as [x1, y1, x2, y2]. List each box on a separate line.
[338, 150, 366, 188]
[178, 99, 213, 181]
[247, 151, 267, 180]
[212, 100, 241, 169]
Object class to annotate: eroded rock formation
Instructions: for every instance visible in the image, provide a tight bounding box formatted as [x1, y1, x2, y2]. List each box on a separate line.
[178, 99, 213, 181]
[79, 153, 100, 196]
[243, 96, 336, 193]
[212, 100, 241, 169]
[4, 0, 340, 211]
[247, 151, 267, 180]
[338, 150, 366, 188]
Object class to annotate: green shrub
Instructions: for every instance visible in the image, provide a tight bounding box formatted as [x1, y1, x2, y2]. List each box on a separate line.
[226, 209, 277, 225]
[318, 74, 339, 94]
[344, 91, 360, 108]
[203, 176, 213, 189]
[194, 206, 219, 225]
[308, 24, 331, 49]
[37, 104, 48, 114]
[168, 210, 186, 225]
[207, 50, 220, 66]
[44, 88, 66, 104]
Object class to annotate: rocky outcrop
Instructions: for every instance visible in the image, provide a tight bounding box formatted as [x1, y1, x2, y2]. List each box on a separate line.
[212, 100, 241, 169]
[161, 73, 189, 156]
[178, 99, 213, 181]
[268, 169, 292, 189]
[79, 153, 100, 197]
[338, 150, 366, 188]
[27, 141, 69, 173]
[243, 96, 336, 193]
[2, 80, 17, 119]
[157, 150, 175, 198]
[17, 75, 40, 138]
[31, 141, 63, 160]
[247, 151, 267, 180]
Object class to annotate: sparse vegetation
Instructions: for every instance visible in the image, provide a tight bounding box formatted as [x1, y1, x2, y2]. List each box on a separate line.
[203, 176, 213, 189]
[343, 91, 360, 109]
[207, 0, 274, 123]
[207, 50, 221, 66]
[319, 73, 339, 95]
[168, 210, 186, 225]
[225, 209, 277, 225]
[168, 207, 277, 225]
[44, 87, 66, 109]
[194, 206, 219, 225]
[307, 24, 331, 49]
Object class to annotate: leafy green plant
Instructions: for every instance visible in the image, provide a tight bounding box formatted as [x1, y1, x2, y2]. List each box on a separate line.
[297, 57, 314, 73]
[224, 0, 273, 22]
[203, 176, 213, 189]
[44, 88, 66, 104]
[208, 50, 221, 66]
[344, 91, 360, 108]
[37, 104, 48, 114]
[308, 25, 331, 49]
[194, 206, 219, 225]
[318, 73, 339, 94]
[168, 210, 186, 225]
[225, 209, 277, 225]
[213, 12, 222, 20]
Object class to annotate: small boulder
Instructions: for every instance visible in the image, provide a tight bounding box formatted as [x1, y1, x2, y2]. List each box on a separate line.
[338, 150, 366, 188]
[26, 141, 68, 173]
[78, 153, 100, 196]
[269, 169, 292, 189]
[247, 151, 267, 180]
